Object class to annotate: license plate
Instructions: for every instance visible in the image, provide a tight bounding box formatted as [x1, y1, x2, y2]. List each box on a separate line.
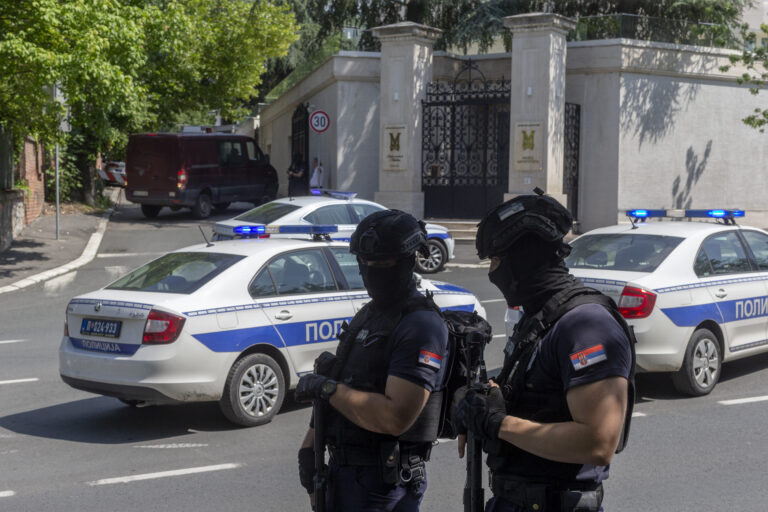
[133, 190, 148, 197]
[80, 318, 122, 338]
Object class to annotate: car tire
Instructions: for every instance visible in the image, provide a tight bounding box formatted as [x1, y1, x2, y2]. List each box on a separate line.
[672, 328, 722, 396]
[415, 239, 448, 274]
[213, 202, 231, 213]
[192, 193, 212, 219]
[220, 353, 285, 427]
[141, 204, 162, 219]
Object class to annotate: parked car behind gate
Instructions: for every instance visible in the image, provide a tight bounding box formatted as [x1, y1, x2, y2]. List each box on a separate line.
[125, 133, 278, 220]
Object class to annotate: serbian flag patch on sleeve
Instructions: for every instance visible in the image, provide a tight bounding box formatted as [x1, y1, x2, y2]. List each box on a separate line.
[570, 344, 607, 371]
[418, 350, 442, 370]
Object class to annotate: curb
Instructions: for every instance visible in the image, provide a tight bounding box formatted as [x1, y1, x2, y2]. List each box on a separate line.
[0, 188, 121, 295]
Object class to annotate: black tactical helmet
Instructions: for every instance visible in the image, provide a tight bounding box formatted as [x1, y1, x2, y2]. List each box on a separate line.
[476, 189, 573, 260]
[350, 210, 427, 260]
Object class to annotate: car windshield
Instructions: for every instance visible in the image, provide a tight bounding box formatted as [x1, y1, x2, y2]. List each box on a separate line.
[566, 233, 683, 272]
[107, 252, 244, 294]
[235, 203, 301, 224]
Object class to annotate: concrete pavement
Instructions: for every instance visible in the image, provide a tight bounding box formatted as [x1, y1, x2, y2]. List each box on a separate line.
[0, 188, 121, 294]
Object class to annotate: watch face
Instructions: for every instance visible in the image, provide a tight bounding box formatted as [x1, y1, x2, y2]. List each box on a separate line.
[322, 380, 336, 396]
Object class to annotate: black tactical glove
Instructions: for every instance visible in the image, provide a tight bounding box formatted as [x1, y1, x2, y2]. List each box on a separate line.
[314, 351, 338, 378]
[450, 385, 470, 436]
[298, 447, 315, 495]
[295, 374, 337, 403]
[455, 387, 507, 441]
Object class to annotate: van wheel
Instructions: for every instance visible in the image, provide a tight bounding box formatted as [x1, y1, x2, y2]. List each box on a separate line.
[141, 205, 162, 219]
[192, 193, 212, 219]
[214, 202, 230, 213]
[220, 353, 285, 427]
[672, 328, 722, 396]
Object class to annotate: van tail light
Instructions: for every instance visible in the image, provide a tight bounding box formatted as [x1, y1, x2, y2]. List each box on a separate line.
[177, 169, 188, 190]
[143, 309, 186, 344]
[618, 286, 657, 319]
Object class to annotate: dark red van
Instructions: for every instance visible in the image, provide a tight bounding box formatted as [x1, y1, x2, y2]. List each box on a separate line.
[125, 133, 278, 219]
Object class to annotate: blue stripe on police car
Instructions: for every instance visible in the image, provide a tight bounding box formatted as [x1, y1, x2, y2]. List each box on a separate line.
[661, 295, 768, 327]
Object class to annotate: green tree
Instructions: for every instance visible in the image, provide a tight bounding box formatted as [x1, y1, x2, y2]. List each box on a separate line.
[723, 21, 768, 132]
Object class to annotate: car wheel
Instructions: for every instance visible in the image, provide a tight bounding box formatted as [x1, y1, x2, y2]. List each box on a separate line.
[672, 328, 722, 396]
[192, 193, 212, 219]
[220, 353, 285, 427]
[415, 239, 448, 274]
[141, 204, 162, 219]
[213, 202, 231, 213]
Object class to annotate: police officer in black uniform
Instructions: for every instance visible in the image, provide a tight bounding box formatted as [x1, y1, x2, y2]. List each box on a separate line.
[454, 192, 635, 512]
[295, 209, 450, 511]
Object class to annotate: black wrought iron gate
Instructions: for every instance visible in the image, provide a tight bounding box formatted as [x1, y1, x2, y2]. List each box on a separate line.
[422, 61, 510, 219]
[291, 104, 309, 168]
[563, 103, 581, 220]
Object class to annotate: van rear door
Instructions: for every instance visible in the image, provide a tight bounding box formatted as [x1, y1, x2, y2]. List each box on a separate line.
[218, 139, 249, 202]
[126, 135, 180, 200]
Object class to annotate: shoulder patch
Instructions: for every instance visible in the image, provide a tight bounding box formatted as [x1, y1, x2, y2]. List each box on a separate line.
[569, 344, 607, 371]
[418, 350, 442, 371]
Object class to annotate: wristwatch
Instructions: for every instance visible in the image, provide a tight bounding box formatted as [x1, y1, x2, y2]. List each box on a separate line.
[320, 379, 338, 401]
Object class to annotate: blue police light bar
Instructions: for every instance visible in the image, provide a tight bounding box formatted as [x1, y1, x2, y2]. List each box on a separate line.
[265, 224, 339, 235]
[324, 190, 358, 200]
[310, 188, 322, 196]
[684, 209, 746, 219]
[626, 209, 667, 219]
[233, 225, 266, 235]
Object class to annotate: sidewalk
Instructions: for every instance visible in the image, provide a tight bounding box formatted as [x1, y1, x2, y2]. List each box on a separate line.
[0, 189, 119, 294]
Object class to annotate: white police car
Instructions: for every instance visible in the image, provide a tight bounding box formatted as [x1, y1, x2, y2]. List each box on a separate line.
[59, 225, 484, 426]
[563, 208, 768, 396]
[212, 192, 455, 274]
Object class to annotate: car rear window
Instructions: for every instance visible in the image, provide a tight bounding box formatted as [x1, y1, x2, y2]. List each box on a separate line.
[235, 203, 301, 224]
[107, 252, 244, 294]
[566, 234, 683, 272]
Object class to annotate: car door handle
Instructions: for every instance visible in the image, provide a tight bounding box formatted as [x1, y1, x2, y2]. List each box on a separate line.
[715, 289, 727, 298]
[274, 310, 292, 320]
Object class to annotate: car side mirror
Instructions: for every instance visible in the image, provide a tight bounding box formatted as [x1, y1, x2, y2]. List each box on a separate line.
[263, 153, 270, 164]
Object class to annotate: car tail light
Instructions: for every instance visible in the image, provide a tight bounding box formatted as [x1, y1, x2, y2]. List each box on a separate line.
[177, 169, 188, 190]
[64, 321, 69, 337]
[143, 309, 185, 344]
[618, 286, 657, 319]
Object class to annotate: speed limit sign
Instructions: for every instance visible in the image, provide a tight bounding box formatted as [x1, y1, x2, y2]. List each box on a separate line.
[310, 110, 330, 133]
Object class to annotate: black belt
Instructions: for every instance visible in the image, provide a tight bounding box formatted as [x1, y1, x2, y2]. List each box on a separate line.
[328, 443, 432, 466]
[491, 473, 603, 512]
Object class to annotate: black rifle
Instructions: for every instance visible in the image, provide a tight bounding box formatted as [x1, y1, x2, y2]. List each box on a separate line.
[313, 399, 327, 512]
[463, 331, 490, 512]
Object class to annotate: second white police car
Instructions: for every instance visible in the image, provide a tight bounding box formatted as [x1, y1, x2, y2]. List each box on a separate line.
[564, 208, 768, 396]
[59, 225, 485, 426]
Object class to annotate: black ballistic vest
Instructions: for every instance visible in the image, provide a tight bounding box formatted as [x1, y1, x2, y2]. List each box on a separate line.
[325, 293, 445, 450]
[487, 286, 636, 483]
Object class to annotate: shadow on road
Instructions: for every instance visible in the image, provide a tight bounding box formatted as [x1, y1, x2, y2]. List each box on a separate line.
[0, 394, 310, 443]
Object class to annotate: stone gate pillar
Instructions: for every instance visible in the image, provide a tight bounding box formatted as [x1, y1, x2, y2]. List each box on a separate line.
[503, 13, 576, 207]
[372, 22, 441, 219]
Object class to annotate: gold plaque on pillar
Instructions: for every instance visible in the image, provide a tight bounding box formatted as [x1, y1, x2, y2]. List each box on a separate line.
[383, 125, 406, 171]
[514, 122, 543, 172]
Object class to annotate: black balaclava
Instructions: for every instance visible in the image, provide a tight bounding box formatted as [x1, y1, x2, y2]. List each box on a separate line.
[489, 234, 577, 314]
[359, 254, 416, 309]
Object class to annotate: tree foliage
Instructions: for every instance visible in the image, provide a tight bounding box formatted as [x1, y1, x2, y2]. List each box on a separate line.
[0, 0, 297, 201]
[722, 21, 768, 132]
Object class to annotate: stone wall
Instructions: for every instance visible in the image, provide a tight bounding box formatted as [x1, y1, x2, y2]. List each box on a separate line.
[0, 189, 24, 252]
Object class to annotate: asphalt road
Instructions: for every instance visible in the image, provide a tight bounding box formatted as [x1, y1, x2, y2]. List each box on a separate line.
[1, 201, 768, 511]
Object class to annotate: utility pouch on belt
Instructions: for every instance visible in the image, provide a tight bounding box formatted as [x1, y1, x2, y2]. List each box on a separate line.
[379, 440, 401, 486]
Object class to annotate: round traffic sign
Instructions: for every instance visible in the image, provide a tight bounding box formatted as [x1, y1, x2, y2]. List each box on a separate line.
[310, 110, 330, 133]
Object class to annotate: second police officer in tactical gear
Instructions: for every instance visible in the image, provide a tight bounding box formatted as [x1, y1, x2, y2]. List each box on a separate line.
[454, 191, 636, 512]
[295, 209, 450, 511]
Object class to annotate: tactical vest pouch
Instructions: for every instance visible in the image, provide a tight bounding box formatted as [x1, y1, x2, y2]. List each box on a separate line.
[491, 474, 603, 512]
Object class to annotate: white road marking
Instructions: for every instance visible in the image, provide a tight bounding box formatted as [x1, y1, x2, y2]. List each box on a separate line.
[718, 395, 768, 406]
[134, 443, 209, 449]
[88, 463, 240, 485]
[492, 334, 507, 339]
[0, 339, 26, 345]
[482, 299, 507, 304]
[97, 252, 163, 258]
[446, 262, 490, 269]
[104, 266, 131, 279]
[0, 378, 39, 385]
[0, 491, 15, 498]
[631, 412, 647, 417]
[43, 271, 78, 294]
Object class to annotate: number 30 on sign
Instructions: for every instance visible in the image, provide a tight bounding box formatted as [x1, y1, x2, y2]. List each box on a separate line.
[310, 111, 330, 133]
